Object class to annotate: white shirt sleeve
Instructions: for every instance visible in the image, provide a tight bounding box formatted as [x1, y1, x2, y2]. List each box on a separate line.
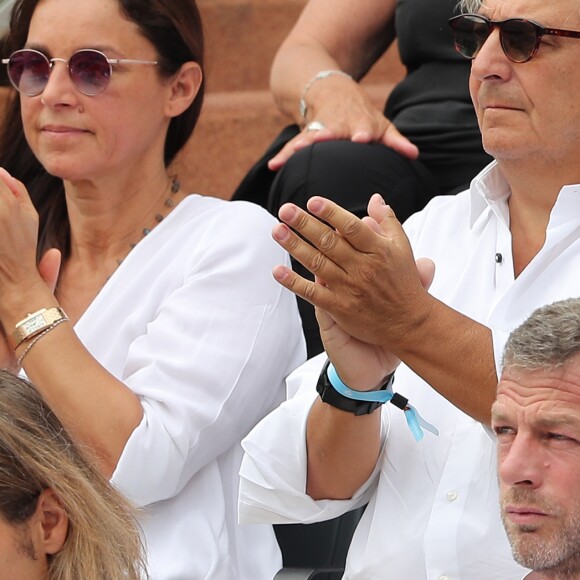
[97, 201, 306, 506]
[239, 353, 385, 524]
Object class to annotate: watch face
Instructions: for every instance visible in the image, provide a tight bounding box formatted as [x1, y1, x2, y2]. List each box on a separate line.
[22, 314, 47, 334]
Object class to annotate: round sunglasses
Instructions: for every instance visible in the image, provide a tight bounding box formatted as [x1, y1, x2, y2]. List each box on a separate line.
[1, 48, 159, 96]
[449, 13, 580, 63]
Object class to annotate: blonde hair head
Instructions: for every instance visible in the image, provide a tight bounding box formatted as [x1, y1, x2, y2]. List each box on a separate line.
[0, 370, 148, 580]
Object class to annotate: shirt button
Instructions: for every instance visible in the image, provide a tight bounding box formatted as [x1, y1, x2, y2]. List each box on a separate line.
[446, 490, 458, 502]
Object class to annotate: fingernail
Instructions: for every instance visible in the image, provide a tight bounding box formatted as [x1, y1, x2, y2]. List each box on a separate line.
[278, 204, 297, 222]
[272, 223, 290, 242]
[309, 198, 323, 213]
[272, 266, 289, 282]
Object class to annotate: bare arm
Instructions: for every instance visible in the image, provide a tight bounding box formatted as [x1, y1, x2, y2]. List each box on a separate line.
[306, 398, 382, 500]
[271, 0, 397, 121]
[268, 0, 417, 169]
[0, 171, 142, 478]
[0, 274, 143, 479]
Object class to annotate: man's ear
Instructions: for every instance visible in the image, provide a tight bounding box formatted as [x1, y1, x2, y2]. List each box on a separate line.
[32, 489, 69, 556]
[165, 61, 203, 118]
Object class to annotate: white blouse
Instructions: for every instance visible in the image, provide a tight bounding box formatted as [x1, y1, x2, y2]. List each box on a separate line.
[74, 195, 306, 579]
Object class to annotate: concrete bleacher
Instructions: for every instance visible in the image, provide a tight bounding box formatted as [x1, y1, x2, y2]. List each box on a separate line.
[172, 0, 405, 200]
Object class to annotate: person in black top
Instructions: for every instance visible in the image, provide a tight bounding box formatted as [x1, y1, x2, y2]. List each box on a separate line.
[233, 0, 492, 356]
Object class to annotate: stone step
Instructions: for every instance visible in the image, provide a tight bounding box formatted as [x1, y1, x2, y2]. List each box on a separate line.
[172, 89, 284, 199]
[199, 0, 404, 92]
[200, 0, 308, 93]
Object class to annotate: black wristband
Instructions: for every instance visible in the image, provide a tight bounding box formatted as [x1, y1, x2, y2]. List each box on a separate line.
[315, 359, 395, 416]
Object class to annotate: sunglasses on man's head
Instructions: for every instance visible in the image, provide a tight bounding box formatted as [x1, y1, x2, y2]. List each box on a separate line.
[449, 13, 580, 63]
[1, 48, 158, 96]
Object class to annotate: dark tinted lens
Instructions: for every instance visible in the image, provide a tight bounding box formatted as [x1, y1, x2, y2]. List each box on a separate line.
[450, 15, 491, 58]
[69, 50, 111, 95]
[500, 19, 539, 62]
[8, 50, 50, 96]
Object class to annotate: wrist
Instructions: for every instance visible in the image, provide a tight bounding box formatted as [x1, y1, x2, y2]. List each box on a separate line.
[0, 286, 61, 338]
[318, 359, 440, 441]
[11, 307, 68, 350]
[14, 316, 69, 368]
[316, 359, 394, 416]
[299, 69, 353, 123]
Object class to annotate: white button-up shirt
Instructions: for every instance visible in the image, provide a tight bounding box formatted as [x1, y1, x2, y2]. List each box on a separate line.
[239, 162, 580, 579]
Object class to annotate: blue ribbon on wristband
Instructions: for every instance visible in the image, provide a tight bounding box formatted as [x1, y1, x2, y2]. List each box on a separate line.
[327, 363, 439, 441]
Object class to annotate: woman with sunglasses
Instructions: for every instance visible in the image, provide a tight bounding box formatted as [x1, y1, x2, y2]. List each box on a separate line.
[0, 0, 305, 578]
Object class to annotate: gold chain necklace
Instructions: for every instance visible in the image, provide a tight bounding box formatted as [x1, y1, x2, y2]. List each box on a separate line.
[114, 175, 181, 270]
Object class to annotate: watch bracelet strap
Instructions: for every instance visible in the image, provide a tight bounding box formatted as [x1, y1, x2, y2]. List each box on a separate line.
[325, 362, 439, 441]
[16, 317, 68, 367]
[12, 307, 68, 349]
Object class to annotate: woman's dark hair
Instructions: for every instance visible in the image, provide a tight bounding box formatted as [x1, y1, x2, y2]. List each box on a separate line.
[0, 0, 205, 261]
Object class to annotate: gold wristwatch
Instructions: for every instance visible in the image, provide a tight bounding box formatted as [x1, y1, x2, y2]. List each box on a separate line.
[11, 307, 68, 349]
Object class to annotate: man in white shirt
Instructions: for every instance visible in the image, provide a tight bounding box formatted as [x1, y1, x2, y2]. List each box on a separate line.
[239, 0, 580, 577]
[494, 298, 580, 580]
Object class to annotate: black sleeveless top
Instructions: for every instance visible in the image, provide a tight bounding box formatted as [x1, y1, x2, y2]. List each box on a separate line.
[385, 0, 491, 181]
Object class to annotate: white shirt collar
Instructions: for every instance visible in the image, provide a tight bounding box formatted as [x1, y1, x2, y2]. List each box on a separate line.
[468, 161, 511, 229]
[468, 160, 580, 231]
